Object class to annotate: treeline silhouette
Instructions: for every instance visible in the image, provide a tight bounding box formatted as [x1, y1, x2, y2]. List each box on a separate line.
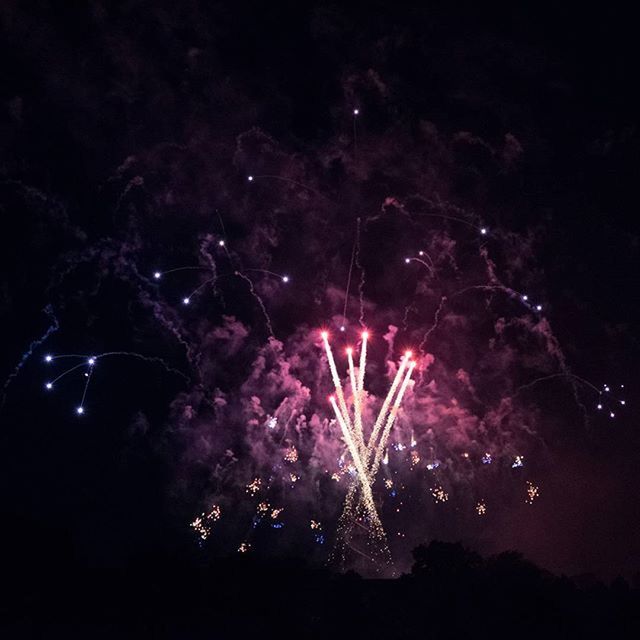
[3, 522, 639, 639]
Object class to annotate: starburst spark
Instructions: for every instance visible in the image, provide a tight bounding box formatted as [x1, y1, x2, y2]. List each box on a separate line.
[476, 501, 487, 516]
[525, 481, 540, 504]
[430, 486, 449, 503]
[246, 478, 262, 496]
[190, 505, 221, 540]
[283, 446, 298, 463]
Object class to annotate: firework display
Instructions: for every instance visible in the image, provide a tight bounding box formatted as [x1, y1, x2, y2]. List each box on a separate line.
[0, 39, 631, 578]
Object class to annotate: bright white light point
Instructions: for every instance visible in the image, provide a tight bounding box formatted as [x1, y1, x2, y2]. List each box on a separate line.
[361, 331, 369, 339]
[282, 275, 289, 283]
[405, 351, 413, 359]
[346, 347, 353, 355]
[45, 355, 52, 362]
[604, 385, 610, 392]
[153, 271, 161, 279]
[404, 258, 410, 264]
[522, 295, 528, 301]
[76, 406, 84, 415]
[610, 412, 615, 418]
[88, 357, 95, 366]
[247, 175, 254, 182]
[218, 240, 225, 247]
[183, 297, 190, 305]
[597, 404, 603, 410]
[320, 331, 328, 340]
[45, 382, 53, 390]
[536, 305, 542, 311]
[620, 400, 626, 405]
[328, 395, 334, 403]
[353, 108, 359, 115]
[480, 227, 487, 235]
[339, 325, 345, 332]
[418, 251, 424, 256]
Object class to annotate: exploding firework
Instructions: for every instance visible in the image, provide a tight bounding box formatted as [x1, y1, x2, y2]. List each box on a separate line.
[5, 69, 627, 580]
[321, 330, 415, 566]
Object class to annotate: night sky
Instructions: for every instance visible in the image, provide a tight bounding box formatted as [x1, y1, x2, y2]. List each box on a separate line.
[1, 2, 639, 581]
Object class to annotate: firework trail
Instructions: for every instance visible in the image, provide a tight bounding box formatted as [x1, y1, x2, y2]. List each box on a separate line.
[1, 305, 59, 406]
[418, 296, 447, 355]
[322, 331, 415, 568]
[247, 174, 336, 205]
[340, 228, 358, 331]
[355, 217, 366, 327]
[42, 351, 189, 414]
[234, 271, 275, 338]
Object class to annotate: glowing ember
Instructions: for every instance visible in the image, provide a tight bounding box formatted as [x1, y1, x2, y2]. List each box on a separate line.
[430, 486, 449, 503]
[525, 481, 540, 504]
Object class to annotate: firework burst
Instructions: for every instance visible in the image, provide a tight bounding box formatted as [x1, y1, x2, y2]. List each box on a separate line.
[321, 330, 415, 567]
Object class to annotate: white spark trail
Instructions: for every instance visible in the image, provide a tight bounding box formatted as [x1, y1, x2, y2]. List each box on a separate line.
[321, 332, 415, 566]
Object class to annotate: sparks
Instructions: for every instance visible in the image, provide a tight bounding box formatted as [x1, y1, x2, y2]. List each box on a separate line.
[430, 485, 449, 503]
[525, 481, 540, 504]
[190, 505, 221, 541]
[245, 478, 262, 496]
[321, 329, 415, 555]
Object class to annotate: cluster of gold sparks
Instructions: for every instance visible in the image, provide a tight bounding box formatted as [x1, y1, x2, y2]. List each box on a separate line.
[321, 330, 416, 564]
[525, 481, 540, 504]
[430, 485, 449, 503]
[190, 504, 221, 540]
[245, 478, 261, 496]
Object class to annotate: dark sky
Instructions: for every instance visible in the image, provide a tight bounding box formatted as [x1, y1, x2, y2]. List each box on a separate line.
[1, 2, 638, 580]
